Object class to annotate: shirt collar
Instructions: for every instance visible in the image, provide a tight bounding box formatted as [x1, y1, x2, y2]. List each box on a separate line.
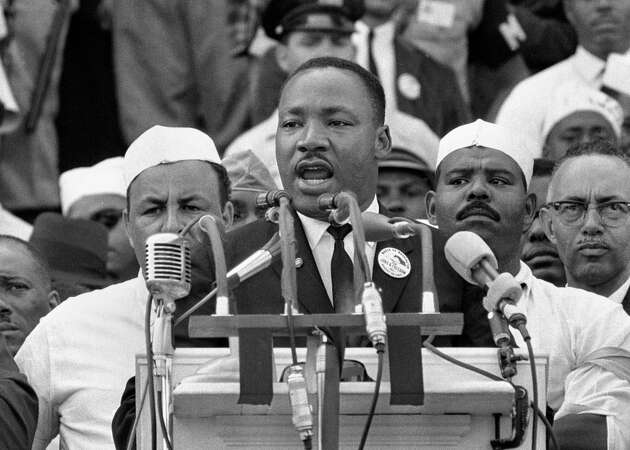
[572, 46, 630, 84]
[297, 196, 380, 250]
[608, 276, 630, 304]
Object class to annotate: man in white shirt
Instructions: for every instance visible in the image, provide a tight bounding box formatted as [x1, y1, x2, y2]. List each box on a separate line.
[15, 126, 234, 449]
[540, 140, 630, 315]
[496, 0, 630, 155]
[426, 119, 630, 449]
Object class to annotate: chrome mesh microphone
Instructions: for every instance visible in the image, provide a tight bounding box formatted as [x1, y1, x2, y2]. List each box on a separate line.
[145, 233, 192, 303]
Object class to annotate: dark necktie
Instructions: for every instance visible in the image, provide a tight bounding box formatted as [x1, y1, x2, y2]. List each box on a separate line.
[327, 224, 355, 313]
[368, 28, 379, 79]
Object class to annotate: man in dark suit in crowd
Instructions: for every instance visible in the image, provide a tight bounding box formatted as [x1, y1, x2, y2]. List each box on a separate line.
[0, 333, 38, 449]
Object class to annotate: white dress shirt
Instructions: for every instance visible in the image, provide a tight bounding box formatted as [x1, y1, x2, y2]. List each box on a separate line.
[497, 46, 630, 156]
[353, 20, 398, 121]
[511, 262, 630, 449]
[16, 275, 153, 450]
[297, 196, 379, 305]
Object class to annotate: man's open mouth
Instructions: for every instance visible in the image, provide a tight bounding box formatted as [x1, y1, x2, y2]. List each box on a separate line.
[296, 160, 334, 185]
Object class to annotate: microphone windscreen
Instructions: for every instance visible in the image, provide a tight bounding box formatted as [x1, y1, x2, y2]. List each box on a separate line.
[444, 231, 497, 284]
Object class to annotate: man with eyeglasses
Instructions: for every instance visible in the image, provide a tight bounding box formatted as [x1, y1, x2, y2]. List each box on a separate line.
[540, 140, 630, 314]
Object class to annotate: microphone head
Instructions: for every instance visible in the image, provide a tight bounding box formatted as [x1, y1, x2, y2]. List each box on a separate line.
[145, 233, 192, 301]
[444, 231, 498, 285]
[255, 190, 290, 210]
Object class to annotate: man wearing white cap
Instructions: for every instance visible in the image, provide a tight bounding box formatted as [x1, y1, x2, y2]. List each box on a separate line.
[59, 157, 138, 282]
[426, 119, 630, 449]
[542, 84, 623, 160]
[496, 0, 630, 155]
[15, 125, 233, 449]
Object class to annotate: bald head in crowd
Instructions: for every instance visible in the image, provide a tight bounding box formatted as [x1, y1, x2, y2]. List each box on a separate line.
[0, 236, 58, 355]
[541, 140, 630, 301]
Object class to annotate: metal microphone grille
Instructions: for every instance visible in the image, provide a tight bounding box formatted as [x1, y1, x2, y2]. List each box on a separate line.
[145, 233, 192, 301]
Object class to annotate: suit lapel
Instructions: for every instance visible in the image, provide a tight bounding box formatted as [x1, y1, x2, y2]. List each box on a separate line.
[622, 283, 630, 316]
[372, 236, 415, 313]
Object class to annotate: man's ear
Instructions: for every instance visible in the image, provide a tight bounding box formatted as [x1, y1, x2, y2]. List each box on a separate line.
[48, 290, 60, 310]
[275, 44, 290, 73]
[222, 201, 234, 230]
[425, 190, 438, 225]
[374, 125, 391, 160]
[539, 207, 558, 245]
[522, 192, 536, 232]
[123, 208, 134, 249]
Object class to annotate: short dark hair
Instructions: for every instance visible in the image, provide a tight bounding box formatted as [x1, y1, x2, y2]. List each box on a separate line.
[532, 158, 555, 178]
[553, 139, 630, 177]
[0, 235, 53, 290]
[125, 161, 231, 212]
[281, 56, 386, 125]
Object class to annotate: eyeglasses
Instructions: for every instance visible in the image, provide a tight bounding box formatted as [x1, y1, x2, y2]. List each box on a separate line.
[544, 201, 630, 227]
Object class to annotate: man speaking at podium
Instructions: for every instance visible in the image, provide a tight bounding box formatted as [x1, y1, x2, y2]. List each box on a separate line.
[425, 119, 630, 449]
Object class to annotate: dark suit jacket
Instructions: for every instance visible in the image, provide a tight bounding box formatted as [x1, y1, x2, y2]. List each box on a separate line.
[0, 335, 38, 450]
[393, 37, 470, 137]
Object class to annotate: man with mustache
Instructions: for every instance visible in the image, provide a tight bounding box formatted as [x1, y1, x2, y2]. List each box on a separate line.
[540, 140, 630, 313]
[426, 119, 630, 449]
[497, 0, 630, 156]
[520, 159, 566, 286]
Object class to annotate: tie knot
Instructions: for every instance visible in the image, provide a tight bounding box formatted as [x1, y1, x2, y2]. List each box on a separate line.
[327, 224, 352, 241]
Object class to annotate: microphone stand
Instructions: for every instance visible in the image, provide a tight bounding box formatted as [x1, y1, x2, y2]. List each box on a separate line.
[151, 295, 175, 450]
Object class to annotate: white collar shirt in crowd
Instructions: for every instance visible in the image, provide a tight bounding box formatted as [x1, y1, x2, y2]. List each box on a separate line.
[297, 196, 379, 305]
[496, 46, 630, 157]
[353, 20, 398, 121]
[510, 261, 630, 448]
[223, 111, 282, 189]
[608, 276, 630, 305]
[0, 203, 32, 240]
[15, 274, 153, 449]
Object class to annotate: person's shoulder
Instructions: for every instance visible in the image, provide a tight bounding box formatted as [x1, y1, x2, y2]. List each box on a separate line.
[534, 278, 624, 313]
[508, 55, 575, 95]
[226, 219, 278, 262]
[42, 278, 140, 325]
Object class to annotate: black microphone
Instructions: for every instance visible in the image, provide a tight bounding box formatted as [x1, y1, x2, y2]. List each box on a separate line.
[444, 231, 527, 327]
[256, 190, 291, 210]
[226, 232, 282, 289]
[145, 232, 192, 309]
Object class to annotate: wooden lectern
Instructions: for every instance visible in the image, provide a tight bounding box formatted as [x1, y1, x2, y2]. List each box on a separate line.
[135, 312, 548, 449]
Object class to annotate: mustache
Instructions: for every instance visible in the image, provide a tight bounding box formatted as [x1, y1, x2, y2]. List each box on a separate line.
[456, 201, 501, 222]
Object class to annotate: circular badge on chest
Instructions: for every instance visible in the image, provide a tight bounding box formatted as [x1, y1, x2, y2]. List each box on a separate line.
[377, 247, 411, 279]
[397, 73, 421, 100]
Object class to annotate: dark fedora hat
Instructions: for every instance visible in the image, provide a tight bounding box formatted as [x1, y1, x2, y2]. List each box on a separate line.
[29, 212, 110, 288]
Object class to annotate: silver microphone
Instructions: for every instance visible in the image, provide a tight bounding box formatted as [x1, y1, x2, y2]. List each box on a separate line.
[145, 233, 192, 306]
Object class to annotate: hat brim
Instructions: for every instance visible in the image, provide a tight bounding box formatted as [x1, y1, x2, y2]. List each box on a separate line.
[378, 160, 432, 174]
[51, 269, 111, 288]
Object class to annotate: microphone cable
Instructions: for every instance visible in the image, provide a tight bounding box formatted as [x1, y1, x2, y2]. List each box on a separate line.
[144, 293, 157, 450]
[124, 371, 150, 450]
[516, 324, 538, 450]
[358, 342, 386, 450]
[423, 334, 557, 449]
